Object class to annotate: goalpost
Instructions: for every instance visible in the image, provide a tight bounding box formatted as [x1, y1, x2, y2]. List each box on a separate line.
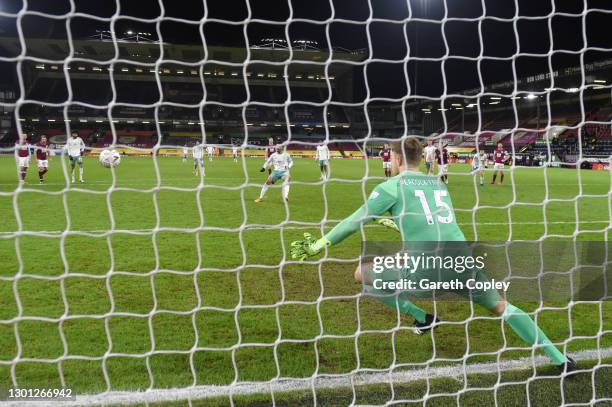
[0, 0, 611, 405]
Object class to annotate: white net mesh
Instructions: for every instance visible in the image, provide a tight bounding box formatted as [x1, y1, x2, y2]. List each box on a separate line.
[0, 0, 611, 405]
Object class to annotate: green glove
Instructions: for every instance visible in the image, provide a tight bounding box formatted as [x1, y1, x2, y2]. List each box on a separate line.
[290, 233, 328, 261]
[376, 218, 400, 233]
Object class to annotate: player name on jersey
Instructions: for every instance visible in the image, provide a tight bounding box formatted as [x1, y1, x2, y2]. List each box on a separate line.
[400, 177, 444, 187]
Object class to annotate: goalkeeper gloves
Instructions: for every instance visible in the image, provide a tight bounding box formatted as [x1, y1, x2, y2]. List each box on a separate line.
[375, 218, 400, 233]
[290, 233, 329, 261]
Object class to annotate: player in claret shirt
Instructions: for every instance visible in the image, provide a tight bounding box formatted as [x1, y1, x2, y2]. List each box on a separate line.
[14, 135, 31, 184]
[435, 143, 449, 185]
[265, 137, 275, 175]
[491, 143, 508, 185]
[35, 135, 50, 184]
[379, 143, 392, 178]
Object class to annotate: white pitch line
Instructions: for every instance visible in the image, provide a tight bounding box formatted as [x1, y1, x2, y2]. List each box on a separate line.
[0, 220, 608, 238]
[0, 181, 609, 187]
[0, 177, 251, 186]
[8, 348, 611, 407]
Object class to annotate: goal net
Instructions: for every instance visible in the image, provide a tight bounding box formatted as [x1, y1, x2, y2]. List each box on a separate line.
[0, 0, 610, 405]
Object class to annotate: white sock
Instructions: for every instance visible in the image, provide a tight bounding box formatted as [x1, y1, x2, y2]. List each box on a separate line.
[259, 184, 269, 199]
[79, 167, 84, 180]
[282, 182, 290, 199]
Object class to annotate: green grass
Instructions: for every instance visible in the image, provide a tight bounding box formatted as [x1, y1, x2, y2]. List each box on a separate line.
[156, 359, 612, 407]
[0, 155, 610, 403]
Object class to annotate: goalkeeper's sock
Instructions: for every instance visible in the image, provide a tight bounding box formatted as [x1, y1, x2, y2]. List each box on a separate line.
[365, 286, 427, 323]
[259, 184, 269, 199]
[502, 303, 566, 365]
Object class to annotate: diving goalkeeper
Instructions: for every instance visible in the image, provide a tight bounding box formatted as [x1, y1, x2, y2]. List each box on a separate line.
[291, 137, 575, 373]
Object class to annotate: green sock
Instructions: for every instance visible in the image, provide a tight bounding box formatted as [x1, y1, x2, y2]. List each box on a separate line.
[365, 286, 427, 323]
[503, 303, 566, 365]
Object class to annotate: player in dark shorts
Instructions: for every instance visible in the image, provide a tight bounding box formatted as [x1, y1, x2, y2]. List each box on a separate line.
[435, 144, 449, 185]
[35, 135, 50, 184]
[265, 137, 275, 175]
[491, 143, 508, 185]
[15, 136, 31, 183]
[379, 143, 392, 178]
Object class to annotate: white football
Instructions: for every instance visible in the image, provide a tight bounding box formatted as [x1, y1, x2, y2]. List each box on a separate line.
[99, 149, 121, 168]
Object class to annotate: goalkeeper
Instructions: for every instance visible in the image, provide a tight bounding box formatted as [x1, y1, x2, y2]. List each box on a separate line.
[291, 137, 575, 373]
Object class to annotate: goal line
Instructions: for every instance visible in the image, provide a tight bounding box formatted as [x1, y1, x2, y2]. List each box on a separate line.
[9, 348, 609, 407]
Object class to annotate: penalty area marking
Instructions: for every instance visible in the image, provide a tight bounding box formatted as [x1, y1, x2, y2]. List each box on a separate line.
[9, 347, 611, 407]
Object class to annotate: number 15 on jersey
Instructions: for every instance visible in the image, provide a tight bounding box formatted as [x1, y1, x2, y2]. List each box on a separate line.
[414, 189, 453, 225]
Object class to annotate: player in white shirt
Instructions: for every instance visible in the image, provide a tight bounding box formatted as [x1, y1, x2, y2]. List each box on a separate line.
[231, 145, 239, 162]
[65, 131, 86, 183]
[206, 145, 214, 161]
[192, 144, 204, 176]
[470, 149, 487, 186]
[315, 143, 330, 180]
[423, 139, 437, 176]
[255, 144, 293, 203]
[182, 145, 189, 163]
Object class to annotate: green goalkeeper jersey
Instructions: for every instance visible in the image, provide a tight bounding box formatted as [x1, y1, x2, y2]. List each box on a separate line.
[324, 170, 465, 245]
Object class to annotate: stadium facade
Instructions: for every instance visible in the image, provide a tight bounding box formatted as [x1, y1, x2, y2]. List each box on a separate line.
[0, 36, 610, 162]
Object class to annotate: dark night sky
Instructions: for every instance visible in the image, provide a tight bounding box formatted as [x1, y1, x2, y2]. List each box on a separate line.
[0, 0, 610, 98]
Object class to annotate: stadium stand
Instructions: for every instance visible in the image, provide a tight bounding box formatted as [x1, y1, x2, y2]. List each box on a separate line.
[1, 37, 610, 165]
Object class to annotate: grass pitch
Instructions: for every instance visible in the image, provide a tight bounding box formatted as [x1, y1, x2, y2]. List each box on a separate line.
[0, 155, 610, 404]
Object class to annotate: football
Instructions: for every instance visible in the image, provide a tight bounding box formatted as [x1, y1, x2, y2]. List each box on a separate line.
[99, 149, 121, 168]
